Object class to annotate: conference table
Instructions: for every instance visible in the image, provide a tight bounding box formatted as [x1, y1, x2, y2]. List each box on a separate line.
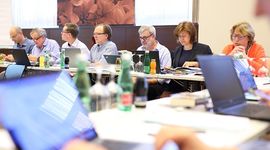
[0, 97, 269, 150]
[90, 98, 270, 148]
[0, 62, 204, 82]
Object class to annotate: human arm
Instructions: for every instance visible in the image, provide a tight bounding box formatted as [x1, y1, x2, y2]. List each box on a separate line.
[155, 126, 238, 150]
[62, 139, 107, 150]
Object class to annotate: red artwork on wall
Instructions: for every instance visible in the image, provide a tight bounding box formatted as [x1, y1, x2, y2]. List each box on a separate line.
[57, 0, 135, 26]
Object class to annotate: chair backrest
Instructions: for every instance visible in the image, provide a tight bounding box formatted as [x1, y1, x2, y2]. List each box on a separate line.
[4, 64, 26, 80]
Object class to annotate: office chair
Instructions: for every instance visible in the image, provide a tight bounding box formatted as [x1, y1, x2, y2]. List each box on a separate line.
[4, 64, 26, 80]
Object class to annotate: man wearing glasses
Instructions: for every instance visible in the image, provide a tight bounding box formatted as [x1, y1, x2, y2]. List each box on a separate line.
[29, 28, 60, 65]
[61, 23, 90, 60]
[89, 24, 118, 63]
[137, 25, 172, 100]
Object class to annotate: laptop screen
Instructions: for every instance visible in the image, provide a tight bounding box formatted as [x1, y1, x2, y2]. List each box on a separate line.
[104, 54, 120, 64]
[233, 59, 257, 92]
[0, 71, 97, 150]
[12, 49, 32, 66]
[198, 55, 246, 109]
[64, 48, 81, 68]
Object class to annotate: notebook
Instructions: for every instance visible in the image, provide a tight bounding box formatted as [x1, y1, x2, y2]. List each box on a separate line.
[133, 51, 161, 73]
[233, 59, 259, 100]
[12, 49, 33, 66]
[104, 54, 120, 64]
[197, 55, 270, 121]
[63, 48, 81, 68]
[0, 71, 154, 150]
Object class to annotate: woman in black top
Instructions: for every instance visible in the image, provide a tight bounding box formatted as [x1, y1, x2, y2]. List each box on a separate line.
[167, 21, 213, 93]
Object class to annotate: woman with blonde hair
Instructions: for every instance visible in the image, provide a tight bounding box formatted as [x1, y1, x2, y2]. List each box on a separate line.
[222, 22, 266, 76]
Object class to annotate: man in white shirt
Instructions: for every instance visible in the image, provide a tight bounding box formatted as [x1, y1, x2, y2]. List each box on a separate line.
[61, 23, 90, 60]
[137, 25, 171, 100]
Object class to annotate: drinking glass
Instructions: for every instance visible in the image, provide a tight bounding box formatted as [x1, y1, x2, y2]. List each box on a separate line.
[135, 54, 144, 72]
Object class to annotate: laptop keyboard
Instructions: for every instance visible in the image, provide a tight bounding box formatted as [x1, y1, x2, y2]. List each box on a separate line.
[240, 104, 265, 115]
[228, 104, 266, 116]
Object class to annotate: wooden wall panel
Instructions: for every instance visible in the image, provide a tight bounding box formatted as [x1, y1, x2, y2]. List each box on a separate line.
[22, 24, 198, 52]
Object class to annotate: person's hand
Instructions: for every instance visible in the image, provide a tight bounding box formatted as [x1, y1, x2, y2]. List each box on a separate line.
[62, 139, 107, 150]
[155, 126, 237, 150]
[182, 61, 199, 67]
[229, 46, 246, 56]
[5, 54, 14, 62]
[28, 54, 38, 62]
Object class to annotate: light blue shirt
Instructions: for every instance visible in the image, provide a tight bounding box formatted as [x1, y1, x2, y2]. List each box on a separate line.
[62, 38, 90, 60]
[13, 38, 35, 54]
[89, 41, 118, 63]
[32, 38, 60, 64]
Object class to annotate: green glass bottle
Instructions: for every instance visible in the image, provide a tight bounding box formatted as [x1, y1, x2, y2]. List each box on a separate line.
[60, 48, 65, 69]
[117, 52, 133, 111]
[73, 55, 91, 112]
[144, 51, 150, 74]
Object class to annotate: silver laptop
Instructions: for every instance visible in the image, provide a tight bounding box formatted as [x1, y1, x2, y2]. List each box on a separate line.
[198, 55, 270, 121]
[63, 48, 81, 68]
[233, 59, 260, 100]
[0, 71, 155, 150]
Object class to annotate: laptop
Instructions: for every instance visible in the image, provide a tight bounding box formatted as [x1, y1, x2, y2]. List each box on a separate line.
[63, 48, 81, 68]
[233, 59, 260, 100]
[197, 55, 270, 121]
[104, 54, 120, 64]
[12, 49, 33, 66]
[0, 71, 154, 150]
[133, 51, 161, 73]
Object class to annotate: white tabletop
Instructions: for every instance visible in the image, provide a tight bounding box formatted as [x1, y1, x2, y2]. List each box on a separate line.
[90, 98, 269, 148]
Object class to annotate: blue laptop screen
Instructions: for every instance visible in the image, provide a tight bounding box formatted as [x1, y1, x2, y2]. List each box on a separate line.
[0, 71, 97, 150]
[233, 59, 257, 92]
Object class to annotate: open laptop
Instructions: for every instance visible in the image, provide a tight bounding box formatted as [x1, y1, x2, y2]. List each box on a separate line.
[197, 55, 270, 121]
[104, 54, 120, 64]
[12, 49, 34, 66]
[133, 51, 161, 73]
[0, 71, 154, 150]
[63, 48, 81, 68]
[233, 59, 260, 100]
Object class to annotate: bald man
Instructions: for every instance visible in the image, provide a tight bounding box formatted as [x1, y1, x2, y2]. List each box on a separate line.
[6, 26, 35, 61]
[9, 26, 35, 54]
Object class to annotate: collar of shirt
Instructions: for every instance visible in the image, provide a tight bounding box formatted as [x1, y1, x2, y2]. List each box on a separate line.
[16, 38, 30, 48]
[68, 38, 80, 48]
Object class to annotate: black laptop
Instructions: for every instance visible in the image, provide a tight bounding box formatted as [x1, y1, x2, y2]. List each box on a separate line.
[133, 51, 161, 73]
[0, 71, 154, 150]
[12, 49, 32, 66]
[198, 55, 270, 121]
[104, 54, 120, 64]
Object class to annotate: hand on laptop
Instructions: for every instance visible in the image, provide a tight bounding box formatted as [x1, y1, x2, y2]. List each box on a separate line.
[28, 54, 38, 62]
[62, 139, 107, 150]
[155, 126, 238, 150]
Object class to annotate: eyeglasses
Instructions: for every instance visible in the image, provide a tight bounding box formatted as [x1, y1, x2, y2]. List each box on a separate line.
[232, 34, 246, 40]
[93, 33, 105, 36]
[33, 35, 43, 41]
[178, 34, 189, 39]
[139, 34, 153, 40]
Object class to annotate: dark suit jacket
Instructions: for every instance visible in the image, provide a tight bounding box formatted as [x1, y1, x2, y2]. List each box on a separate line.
[172, 42, 213, 68]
